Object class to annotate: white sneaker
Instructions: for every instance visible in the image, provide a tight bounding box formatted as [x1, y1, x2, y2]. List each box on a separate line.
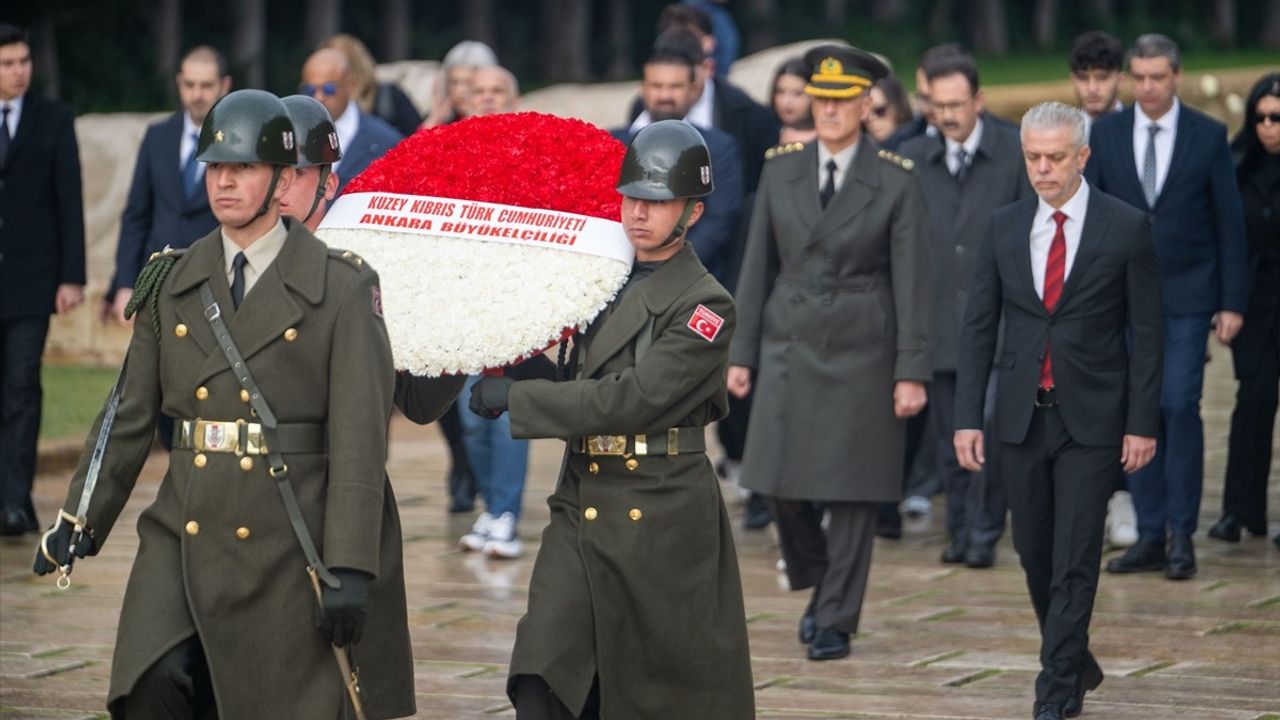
[902, 495, 932, 518]
[483, 512, 523, 559]
[1108, 491, 1139, 548]
[459, 512, 493, 552]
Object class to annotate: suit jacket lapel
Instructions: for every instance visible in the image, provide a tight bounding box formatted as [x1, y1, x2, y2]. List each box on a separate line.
[1113, 108, 1150, 207]
[158, 113, 192, 210]
[786, 143, 821, 241]
[1011, 197, 1044, 314]
[811, 140, 876, 246]
[1057, 189, 1111, 310]
[1155, 107, 1194, 209]
[8, 94, 41, 160]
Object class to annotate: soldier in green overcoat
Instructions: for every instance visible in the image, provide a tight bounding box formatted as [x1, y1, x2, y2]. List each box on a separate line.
[469, 120, 756, 720]
[33, 89, 458, 719]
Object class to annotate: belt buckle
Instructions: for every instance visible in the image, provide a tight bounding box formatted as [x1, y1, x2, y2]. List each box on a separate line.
[244, 421, 266, 456]
[586, 435, 627, 456]
[193, 419, 239, 454]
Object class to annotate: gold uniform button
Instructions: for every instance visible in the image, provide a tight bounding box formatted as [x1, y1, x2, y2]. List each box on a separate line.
[240, 456, 254, 471]
[235, 527, 251, 540]
[175, 323, 188, 338]
[185, 521, 200, 535]
[584, 507, 598, 521]
[587, 461, 600, 475]
[240, 389, 251, 403]
[195, 386, 209, 401]
[193, 453, 207, 468]
[629, 508, 643, 522]
[283, 328, 298, 342]
[625, 458, 639, 471]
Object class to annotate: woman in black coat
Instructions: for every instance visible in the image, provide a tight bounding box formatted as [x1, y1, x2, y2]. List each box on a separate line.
[1208, 73, 1280, 548]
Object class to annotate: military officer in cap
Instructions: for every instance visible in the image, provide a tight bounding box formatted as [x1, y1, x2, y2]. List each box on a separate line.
[33, 89, 444, 719]
[469, 119, 755, 720]
[728, 45, 932, 661]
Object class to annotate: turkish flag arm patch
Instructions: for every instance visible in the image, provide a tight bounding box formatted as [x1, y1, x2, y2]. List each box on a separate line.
[371, 285, 384, 318]
[687, 304, 724, 342]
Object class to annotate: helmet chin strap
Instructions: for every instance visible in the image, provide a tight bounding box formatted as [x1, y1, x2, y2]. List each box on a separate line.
[301, 165, 332, 224]
[234, 165, 285, 229]
[657, 198, 697, 250]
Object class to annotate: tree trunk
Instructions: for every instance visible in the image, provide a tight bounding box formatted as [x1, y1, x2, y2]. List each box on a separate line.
[825, 0, 848, 26]
[152, 0, 181, 89]
[1263, 0, 1280, 48]
[462, 0, 498, 53]
[969, 0, 1008, 55]
[929, 0, 955, 42]
[871, 0, 908, 23]
[305, 0, 342, 50]
[606, 0, 633, 81]
[540, 0, 590, 82]
[33, 7, 59, 99]
[379, 0, 410, 61]
[743, 0, 777, 54]
[231, 0, 266, 89]
[1208, 0, 1236, 46]
[1033, 0, 1057, 50]
[1089, 0, 1115, 24]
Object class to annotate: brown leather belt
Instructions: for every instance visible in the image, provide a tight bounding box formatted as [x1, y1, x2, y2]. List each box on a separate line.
[570, 429, 706, 456]
[172, 418, 326, 456]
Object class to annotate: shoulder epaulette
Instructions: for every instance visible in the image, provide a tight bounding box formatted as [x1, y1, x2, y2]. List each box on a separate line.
[764, 142, 806, 160]
[329, 248, 367, 269]
[877, 148, 915, 171]
[126, 246, 186, 334]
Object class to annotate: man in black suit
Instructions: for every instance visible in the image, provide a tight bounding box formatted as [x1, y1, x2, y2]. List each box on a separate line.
[105, 46, 230, 325]
[900, 49, 1031, 569]
[1086, 35, 1248, 580]
[0, 24, 85, 535]
[955, 101, 1162, 720]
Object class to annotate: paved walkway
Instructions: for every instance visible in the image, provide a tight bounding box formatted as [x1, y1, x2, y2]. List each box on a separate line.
[2, 354, 1277, 719]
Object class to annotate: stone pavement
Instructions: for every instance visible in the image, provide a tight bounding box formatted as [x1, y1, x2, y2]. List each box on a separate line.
[2, 355, 1277, 719]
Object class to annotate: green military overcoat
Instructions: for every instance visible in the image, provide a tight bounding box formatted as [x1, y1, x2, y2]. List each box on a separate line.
[504, 244, 756, 719]
[730, 139, 933, 503]
[57, 222, 454, 719]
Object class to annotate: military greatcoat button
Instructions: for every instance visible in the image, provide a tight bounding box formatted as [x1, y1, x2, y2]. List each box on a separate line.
[628, 508, 643, 522]
[235, 527, 251, 540]
[240, 389, 251, 403]
[283, 328, 298, 342]
[185, 521, 200, 535]
[240, 456, 253, 471]
[625, 458, 639, 471]
[193, 453, 207, 468]
[175, 323, 188, 338]
[584, 507, 598, 521]
[195, 386, 209, 401]
[588, 461, 600, 475]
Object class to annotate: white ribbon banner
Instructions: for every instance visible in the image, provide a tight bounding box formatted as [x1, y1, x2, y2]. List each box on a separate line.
[321, 192, 634, 265]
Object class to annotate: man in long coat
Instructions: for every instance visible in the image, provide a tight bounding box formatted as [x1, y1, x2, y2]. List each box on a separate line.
[728, 45, 932, 661]
[34, 90, 457, 719]
[470, 120, 755, 720]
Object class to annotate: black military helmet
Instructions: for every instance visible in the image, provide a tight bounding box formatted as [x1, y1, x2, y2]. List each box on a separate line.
[617, 120, 713, 200]
[281, 94, 342, 167]
[196, 89, 296, 166]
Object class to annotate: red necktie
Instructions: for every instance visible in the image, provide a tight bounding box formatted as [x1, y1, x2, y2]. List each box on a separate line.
[1039, 211, 1068, 389]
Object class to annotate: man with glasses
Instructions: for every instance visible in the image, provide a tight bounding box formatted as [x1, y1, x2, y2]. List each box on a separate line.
[900, 47, 1030, 570]
[299, 47, 402, 194]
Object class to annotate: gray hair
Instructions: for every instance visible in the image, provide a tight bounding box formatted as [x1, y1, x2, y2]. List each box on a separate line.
[443, 40, 498, 70]
[1128, 33, 1181, 72]
[1021, 101, 1089, 149]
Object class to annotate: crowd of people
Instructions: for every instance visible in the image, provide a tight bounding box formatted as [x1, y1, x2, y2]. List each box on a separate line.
[2, 2, 1278, 718]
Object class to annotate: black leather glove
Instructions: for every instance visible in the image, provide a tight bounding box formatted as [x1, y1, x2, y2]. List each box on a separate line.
[506, 354, 558, 382]
[33, 513, 96, 576]
[315, 568, 370, 647]
[468, 375, 514, 419]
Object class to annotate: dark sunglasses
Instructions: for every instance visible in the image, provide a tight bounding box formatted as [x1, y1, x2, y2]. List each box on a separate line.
[1256, 112, 1280, 124]
[299, 82, 339, 97]
[870, 105, 889, 118]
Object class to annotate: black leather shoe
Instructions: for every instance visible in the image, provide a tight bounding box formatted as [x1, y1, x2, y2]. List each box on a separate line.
[1105, 536, 1165, 574]
[964, 544, 995, 568]
[1207, 515, 1243, 542]
[941, 536, 967, 563]
[1064, 657, 1104, 717]
[1165, 534, 1196, 580]
[807, 627, 850, 661]
[0, 507, 36, 537]
[744, 493, 772, 530]
[798, 593, 817, 644]
[876, 518, 903, 539]
[1033, 702, 1065, 720]
[1273, 532, 1280, 551]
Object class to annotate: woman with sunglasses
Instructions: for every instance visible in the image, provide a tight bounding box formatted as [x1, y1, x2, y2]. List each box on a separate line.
[1208, 72, 1280, 550]
[865, 75, 913, 144]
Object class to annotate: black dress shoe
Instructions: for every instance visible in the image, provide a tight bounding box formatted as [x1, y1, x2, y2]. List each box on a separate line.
[1207, 515, 1243, 542]
[1165, 534, 1196, 580]
[1033, 703, 1065, 720]
[1105, 536, 1165, 574]
[1274, 532, 1280, 551]
[964, 544, 995, 568]
[807, 627, 850, 661]
[876, 519, 903, 539]
[744, 493, 772, 530]
[798, 592, 818, 644]
[1064, 658, 1104, 717]
[0, 508, 36, 537]
[941, 536, 967, 564]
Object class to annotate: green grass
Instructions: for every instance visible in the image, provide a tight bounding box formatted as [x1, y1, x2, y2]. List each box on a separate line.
[40, 364, 119, 441]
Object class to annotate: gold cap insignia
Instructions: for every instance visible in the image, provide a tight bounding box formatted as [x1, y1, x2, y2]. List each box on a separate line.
[820, 57, 843, 77]
[213, 130, 224, 143]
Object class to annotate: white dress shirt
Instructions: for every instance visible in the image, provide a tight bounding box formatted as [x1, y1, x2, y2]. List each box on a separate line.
[181, 111, 206, 184]
[817, 139, 858, 197]
[0, 93, 24, 138]
[1132, 98, 1179, 199]
[944, 117, 983, 176]
[332, 101, 361, 174]
[221, 220, 288, 298]
[1030, 178, 1091, 300]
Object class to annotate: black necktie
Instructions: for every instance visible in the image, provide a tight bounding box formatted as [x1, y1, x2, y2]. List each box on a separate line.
[230, 252, 248, 309]
[0, 105, 10, 170]
[819, 159, 837, 208]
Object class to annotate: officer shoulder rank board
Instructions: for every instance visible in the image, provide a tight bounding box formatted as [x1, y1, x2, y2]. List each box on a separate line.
[688, 304, 724, 342]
